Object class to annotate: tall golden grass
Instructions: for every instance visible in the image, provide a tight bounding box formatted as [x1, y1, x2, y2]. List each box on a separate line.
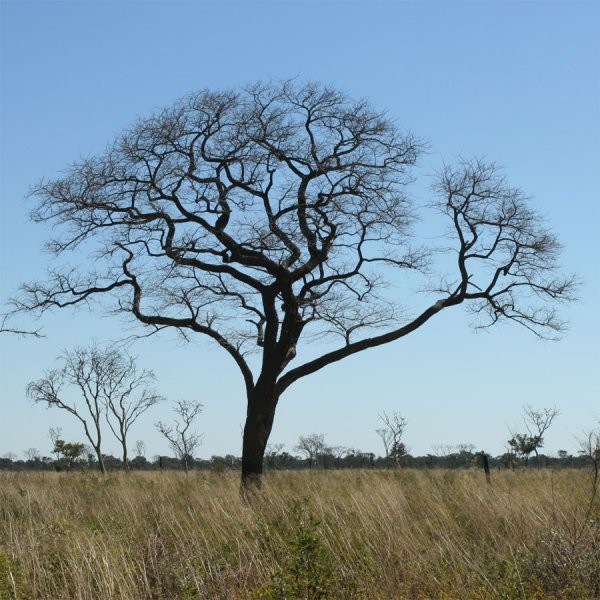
[0, 469, 598, 599]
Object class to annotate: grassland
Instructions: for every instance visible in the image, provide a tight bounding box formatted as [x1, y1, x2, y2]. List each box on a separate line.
[0, 469, 598, 599]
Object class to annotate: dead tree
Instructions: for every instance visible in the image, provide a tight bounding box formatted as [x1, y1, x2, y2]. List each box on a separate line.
[156, 400, 203, 473]
[376, 411, 408, 467]
[49, 426, 63, 459]
[525, 406, 560, 467]
[27, 347, 109, 473]
[134, 439, 147, 458]
[100, 349, 162, 470]
[24, 448, 41, 463]
[28, 345, 159, 472]
[12, 81, 576, 490]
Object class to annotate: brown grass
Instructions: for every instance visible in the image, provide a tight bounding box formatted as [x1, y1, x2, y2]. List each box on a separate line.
[0, 469, 598, 599]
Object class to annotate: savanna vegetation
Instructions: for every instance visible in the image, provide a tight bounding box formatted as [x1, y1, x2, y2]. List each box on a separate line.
[1, 469, 598, 599]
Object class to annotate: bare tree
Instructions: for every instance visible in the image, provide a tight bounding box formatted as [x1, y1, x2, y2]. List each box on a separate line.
[134, 439, 147, 458]
[295, 433, 328, 468]
[100, 349, 162, 470]
[376, 411, 408, 467]
[523, 405, 559, 468]
[49, 427, 63, 460]
[432, 444, 455, 458]
[24, 448, 40, 462]
[28, 346, 160, 472]
[156, 400, 203, 473]
[27, 348, 109, 473]
[12, 81, 576, 489]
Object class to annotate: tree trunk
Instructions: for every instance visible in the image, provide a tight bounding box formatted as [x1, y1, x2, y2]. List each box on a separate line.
[122, 443, 129, 471]
[120, 424, 129, 471]
[93, 422, 105, 474]
[96, 447, 106, 474]
[241, 385, 279, 495]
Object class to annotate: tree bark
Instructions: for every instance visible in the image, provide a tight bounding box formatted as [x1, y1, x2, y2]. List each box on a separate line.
[92, 421, 106, 474]
[95, 447, 106, 474]
[122, 444, 129, 472]
[241, 385, 279, 495]
[120, 423, 130, 471]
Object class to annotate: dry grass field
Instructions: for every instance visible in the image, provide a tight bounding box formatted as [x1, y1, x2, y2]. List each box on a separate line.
[0, 469, 598, 599]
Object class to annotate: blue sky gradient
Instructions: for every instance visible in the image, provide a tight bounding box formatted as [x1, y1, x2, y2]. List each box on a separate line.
[1, 1, 598, 460]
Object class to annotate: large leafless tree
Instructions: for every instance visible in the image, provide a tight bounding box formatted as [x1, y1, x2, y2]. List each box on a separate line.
[156, 399, 203, 473]
[13, 81, 575, 488]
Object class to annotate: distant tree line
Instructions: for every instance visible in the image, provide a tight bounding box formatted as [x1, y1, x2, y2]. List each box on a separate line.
[1, 440, 594, 473]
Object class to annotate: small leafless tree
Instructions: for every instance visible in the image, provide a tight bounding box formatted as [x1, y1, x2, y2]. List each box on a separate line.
[295, 433, 329, 468]
[12, 81, 576, 490]
[24, 448, 40, 462]
[377, 411, 408, 467]
[49, 427, 62, 459]
[134, 439, 147, 458]
[29, 346, 160, 472]
[156, 400, 203, 473]
[432, 444, 454, 458]
[100, 350, 162, 470]
[27, 348, 109, 473]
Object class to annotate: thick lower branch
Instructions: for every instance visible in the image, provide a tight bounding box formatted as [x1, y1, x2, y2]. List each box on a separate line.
[277, 296, 462, 394]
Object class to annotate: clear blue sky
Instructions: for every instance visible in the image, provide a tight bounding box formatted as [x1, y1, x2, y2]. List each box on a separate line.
[1, 1, 598, 460]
